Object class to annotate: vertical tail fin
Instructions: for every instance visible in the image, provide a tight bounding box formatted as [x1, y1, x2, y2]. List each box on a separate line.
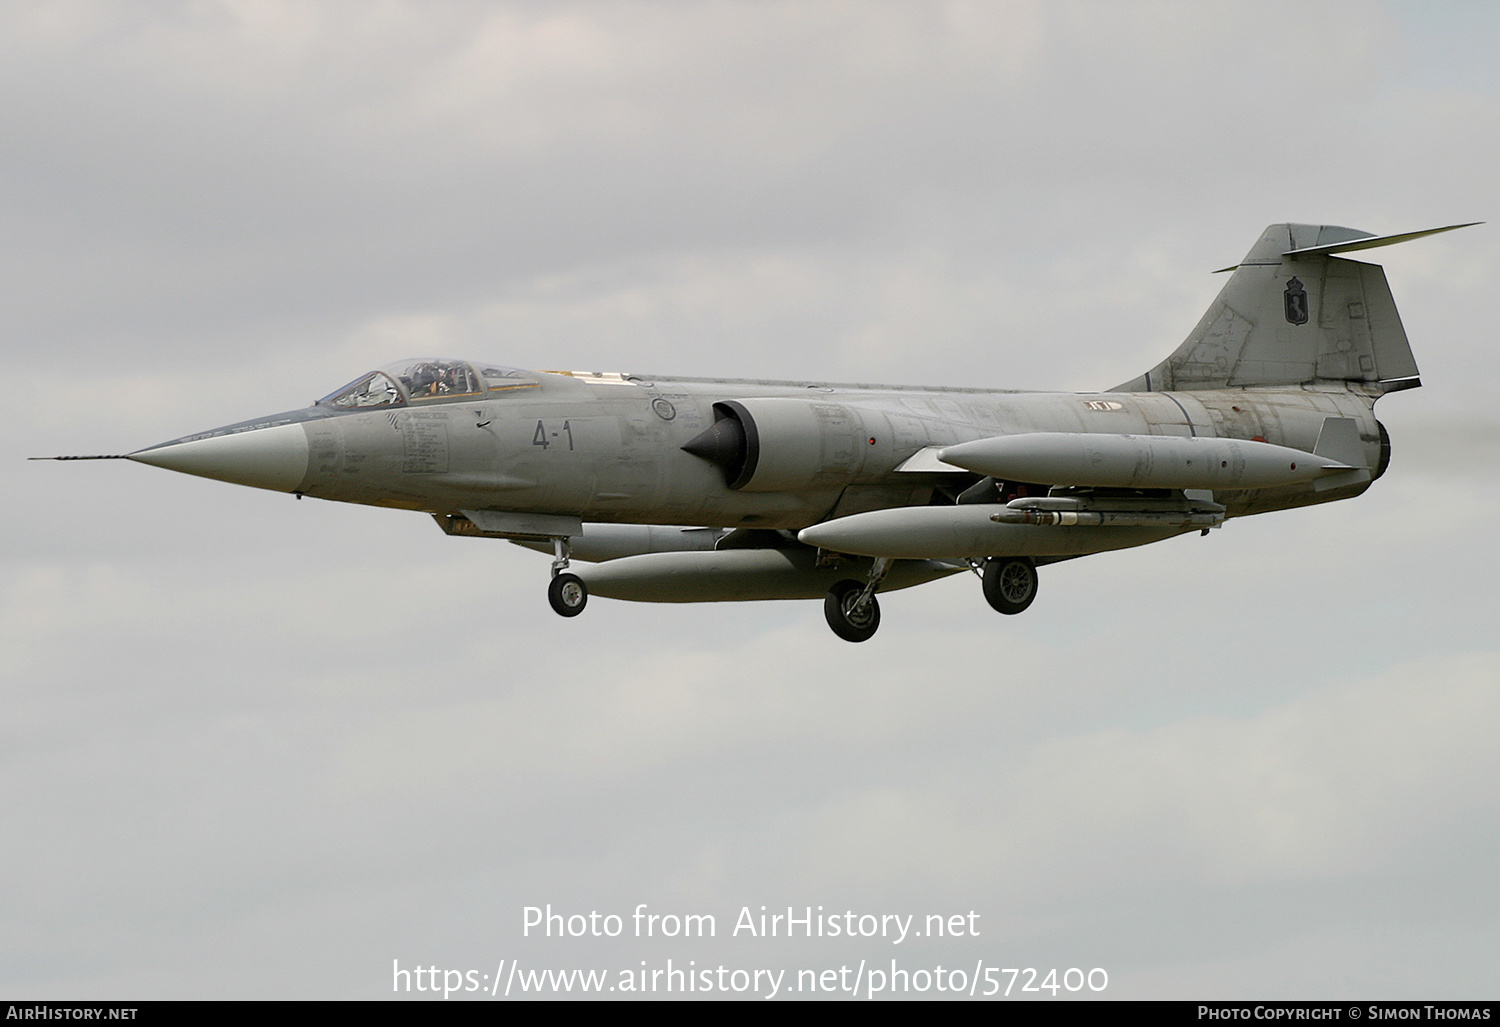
[1115, 222, 1476, 392]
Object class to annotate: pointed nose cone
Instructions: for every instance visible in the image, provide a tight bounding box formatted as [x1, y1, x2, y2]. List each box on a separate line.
[129, 422, 311, 492]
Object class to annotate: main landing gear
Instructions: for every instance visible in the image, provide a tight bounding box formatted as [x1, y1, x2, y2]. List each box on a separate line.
[823, 558, 890, 643]
[546, 536, 588, 617]
[982, 556, 1038, 615]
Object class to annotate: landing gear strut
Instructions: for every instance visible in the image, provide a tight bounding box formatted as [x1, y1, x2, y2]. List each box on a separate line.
[982, 556, 1038, 615]
[823, 557, 890, 643]
[546, 536, 587, 617]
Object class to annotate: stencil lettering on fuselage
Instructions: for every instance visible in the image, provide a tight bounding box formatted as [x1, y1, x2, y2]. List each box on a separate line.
[399, 410, 450, 473]
[308, 421, 340, 476]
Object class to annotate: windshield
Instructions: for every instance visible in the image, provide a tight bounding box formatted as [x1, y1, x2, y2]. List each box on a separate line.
[320, 359, 539, 408]
[323, 371, 404, 409]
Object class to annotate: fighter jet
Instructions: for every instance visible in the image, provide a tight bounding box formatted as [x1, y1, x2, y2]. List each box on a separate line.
[39, 222, 1473, 641]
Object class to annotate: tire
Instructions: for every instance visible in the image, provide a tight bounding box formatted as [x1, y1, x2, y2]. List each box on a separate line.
[824, 579, 880, 642]
[548, 573, 588, 617]
[982, 556, 1038, 615]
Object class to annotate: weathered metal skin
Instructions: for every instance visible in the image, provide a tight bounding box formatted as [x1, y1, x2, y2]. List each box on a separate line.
[264, 377, 1384, 529]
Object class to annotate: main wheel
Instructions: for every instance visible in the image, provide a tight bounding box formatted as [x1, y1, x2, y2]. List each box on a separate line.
[982, 556, 1038, 615]
[824, 579, 880, 642]
[548, 572, 588, 617]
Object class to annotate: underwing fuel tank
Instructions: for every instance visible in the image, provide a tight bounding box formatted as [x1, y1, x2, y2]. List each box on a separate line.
[572, 548, 963, 602]
[938, 432, 1352, 490]
[797, 505, 1184, 560]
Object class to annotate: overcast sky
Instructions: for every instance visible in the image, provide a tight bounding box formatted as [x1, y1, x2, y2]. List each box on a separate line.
[3, 0, 1497, 1001]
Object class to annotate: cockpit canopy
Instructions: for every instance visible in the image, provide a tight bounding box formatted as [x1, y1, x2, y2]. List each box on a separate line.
[319, 359, 539, 409]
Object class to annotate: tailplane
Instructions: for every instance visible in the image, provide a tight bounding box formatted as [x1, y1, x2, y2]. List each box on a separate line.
[1115, 222, 1476, 392]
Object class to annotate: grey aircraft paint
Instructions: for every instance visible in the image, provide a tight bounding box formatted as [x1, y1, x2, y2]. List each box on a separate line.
[54, 223, 1472, 641]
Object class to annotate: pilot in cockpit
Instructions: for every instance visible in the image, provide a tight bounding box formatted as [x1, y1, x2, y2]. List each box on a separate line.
[321, 360, 536, 409]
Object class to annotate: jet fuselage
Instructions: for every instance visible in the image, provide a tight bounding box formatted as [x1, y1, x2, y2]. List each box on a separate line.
[134, 370, 1386, 531]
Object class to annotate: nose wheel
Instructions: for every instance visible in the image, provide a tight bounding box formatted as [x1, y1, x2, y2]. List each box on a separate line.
[545, 536, 587, 617]
[548, 572, 588, 617]
[982, 556, 1038, 614]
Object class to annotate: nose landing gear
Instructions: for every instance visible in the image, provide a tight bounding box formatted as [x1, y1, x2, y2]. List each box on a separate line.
[546, 536, 588, 617]
[548, 573, 587, 616]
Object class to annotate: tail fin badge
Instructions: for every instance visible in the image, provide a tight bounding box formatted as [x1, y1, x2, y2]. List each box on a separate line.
[1284, 277, 1309, 325]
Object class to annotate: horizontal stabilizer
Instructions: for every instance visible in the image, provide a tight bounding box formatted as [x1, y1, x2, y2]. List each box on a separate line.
[1282, 222, 1481, 261]
[1214, 222, 1480, 272]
